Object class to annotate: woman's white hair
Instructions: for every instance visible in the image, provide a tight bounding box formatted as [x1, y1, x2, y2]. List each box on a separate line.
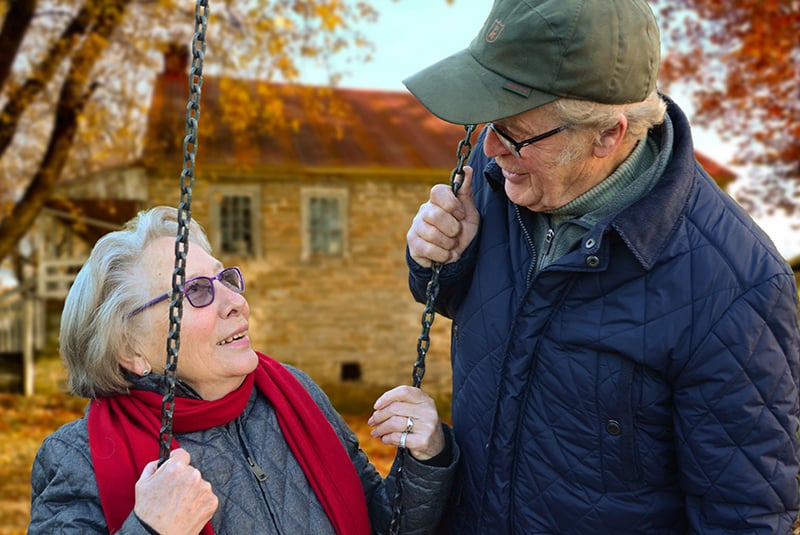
[59, 206, 211, 398]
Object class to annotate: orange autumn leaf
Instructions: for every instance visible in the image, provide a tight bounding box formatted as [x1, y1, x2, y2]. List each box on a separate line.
[651, 0, 799, 215]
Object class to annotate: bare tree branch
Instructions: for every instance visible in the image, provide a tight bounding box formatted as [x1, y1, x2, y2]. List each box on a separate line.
[0, 0, 37, 87]
[0, 0, 127, 260]
[0, 1, 97, 159]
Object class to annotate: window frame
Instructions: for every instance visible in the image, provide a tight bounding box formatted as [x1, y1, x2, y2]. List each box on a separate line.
[300, 186, 349, 261]
[208, 184, 263, 258]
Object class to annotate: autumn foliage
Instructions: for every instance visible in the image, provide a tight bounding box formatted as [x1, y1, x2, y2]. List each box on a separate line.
[0, 0, 796, 268]
[0, 0, 378, 266]
[652, 0, 800, 214]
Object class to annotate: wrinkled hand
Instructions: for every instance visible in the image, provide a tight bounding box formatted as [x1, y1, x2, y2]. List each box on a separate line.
[407, 165, 480, 267]
[134, 448, 218, 535]
[368, 385, 445, 461]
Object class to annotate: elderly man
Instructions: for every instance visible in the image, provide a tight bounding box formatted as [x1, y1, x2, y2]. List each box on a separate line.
[403, 0, 800, 533]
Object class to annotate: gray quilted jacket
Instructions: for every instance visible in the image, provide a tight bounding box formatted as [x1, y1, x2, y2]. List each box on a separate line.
[29, 365, 458, 534]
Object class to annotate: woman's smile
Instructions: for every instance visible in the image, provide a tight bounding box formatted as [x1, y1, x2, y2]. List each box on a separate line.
[216, 329, 249, 346]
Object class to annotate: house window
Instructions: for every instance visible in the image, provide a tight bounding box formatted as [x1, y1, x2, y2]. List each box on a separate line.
[301, 187, 348, 259]
[209, 185, 262, 257]
[340, 362, 362, 382]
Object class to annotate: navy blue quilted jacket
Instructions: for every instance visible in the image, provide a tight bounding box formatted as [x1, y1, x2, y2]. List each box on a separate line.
[408, 98, 800, 534]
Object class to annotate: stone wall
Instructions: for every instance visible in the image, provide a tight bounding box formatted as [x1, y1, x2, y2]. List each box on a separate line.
[148, 169, 455, 395]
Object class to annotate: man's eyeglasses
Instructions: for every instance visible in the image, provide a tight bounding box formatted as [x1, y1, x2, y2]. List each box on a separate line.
[487, 122, 568, 158]
[128, 266, 245, 317]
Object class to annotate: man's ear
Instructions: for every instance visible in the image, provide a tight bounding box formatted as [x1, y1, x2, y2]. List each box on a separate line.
[592, 114, 628, 158]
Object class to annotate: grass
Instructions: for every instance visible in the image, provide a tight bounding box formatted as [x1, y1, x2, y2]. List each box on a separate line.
[0, 393, 86, 534]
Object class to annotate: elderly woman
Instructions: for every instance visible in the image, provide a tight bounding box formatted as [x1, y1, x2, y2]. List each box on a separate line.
[29, 206, 457, 534]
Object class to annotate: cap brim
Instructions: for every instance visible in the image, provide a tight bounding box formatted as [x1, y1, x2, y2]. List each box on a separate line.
[402, 48, 558, 125]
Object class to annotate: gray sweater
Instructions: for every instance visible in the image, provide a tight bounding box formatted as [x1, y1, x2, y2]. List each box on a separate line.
[29, 366, 458, 534]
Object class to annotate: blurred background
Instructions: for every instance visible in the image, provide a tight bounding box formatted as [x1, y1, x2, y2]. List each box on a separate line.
[0, 0, 797, 532]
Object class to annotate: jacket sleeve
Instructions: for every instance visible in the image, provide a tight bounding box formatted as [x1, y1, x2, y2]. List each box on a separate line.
[675, 273, 800, 533]
[287, 366, 459, 535]
[407, 129, 489, 319]
[406, 236, 479, 319]
[29, 422, 150, 535]
[367, 425, 459, 535]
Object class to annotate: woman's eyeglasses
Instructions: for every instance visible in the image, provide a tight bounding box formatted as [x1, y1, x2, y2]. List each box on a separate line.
[128, 266, 245, 317]
[487, 122, 568, 158]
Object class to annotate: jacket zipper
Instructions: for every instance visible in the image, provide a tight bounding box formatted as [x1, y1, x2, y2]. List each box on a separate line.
[247, 455, 268, 482]
[235, 420, 269, 482]
[233, 418, 281, 532]
[514, 205, 555, 286]
[544, 227, 555, 255]
[514, 205, 538, 287]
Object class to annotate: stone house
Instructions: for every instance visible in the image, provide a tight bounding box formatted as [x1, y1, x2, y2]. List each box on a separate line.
[2, 51, 469, 394]
[1, 49, 740, 395]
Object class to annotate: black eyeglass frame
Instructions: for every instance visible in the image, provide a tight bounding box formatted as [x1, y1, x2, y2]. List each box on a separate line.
[487, 122, 569, 158]
[128, 266, 245, 318]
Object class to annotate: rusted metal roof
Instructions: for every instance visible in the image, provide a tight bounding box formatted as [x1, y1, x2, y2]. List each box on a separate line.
[695, 151, 737, 188]
[143, 73, 469, 172]
[142, 56, 736, 185]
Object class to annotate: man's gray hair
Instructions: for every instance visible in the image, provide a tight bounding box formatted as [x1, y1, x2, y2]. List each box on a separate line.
[59, 206, 211, 398]
[549, 90, 667, 165]
[553, 90, 667, 142]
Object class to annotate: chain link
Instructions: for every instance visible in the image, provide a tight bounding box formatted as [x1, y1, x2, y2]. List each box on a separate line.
[158, 0, 208, 466]
[153, 3, 473, 524]
[388, 124, 475, 534]
[411, 125, 475, 388]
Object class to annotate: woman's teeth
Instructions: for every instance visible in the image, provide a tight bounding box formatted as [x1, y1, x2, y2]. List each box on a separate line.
[218, 332, 246, 345]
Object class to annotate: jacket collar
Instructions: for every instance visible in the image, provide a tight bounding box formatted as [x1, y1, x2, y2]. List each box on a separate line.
[484, 96, 696, 271]
[610, 96, 696, 270]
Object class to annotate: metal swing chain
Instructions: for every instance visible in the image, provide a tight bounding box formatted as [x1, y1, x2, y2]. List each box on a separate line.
[158, 0, 209, 466]
[387, 124, 475, 534]
[411, 124, 475, 388]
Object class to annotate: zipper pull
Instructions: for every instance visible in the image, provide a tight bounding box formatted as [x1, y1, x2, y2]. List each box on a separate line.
[247, 456, 268, 482]
[544, 228, 555, 255]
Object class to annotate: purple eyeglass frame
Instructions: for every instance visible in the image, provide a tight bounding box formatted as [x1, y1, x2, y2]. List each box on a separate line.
[128, 266, 244, 318]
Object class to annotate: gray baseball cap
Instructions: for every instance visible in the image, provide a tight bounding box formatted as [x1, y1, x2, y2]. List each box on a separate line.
[403, 0, 661, 125]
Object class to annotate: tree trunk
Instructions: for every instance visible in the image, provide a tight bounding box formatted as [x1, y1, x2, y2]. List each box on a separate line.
[0, 0, 128, 262]
[0, 1, 99, 159]
[0, 0, 37, 88]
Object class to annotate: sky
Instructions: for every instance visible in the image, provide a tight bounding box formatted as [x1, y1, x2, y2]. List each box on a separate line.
[299, 0, 799, 259]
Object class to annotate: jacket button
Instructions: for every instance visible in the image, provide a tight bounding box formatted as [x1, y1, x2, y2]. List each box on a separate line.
[606, 420, 622, 435]
[586, 255, 600, 267]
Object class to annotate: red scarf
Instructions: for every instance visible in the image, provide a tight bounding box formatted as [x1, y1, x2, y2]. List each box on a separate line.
[88, 352, 370, 534]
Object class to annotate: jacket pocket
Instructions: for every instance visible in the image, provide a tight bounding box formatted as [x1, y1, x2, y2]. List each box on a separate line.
[598, 356, 641, 489]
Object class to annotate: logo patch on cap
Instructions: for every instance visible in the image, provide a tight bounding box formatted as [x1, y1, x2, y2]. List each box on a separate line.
[503, 81, 533, 98]
[486, 19, 505, 43]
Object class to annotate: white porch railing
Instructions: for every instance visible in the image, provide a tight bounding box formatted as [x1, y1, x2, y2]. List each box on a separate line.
[37, 258, 86, 300]
[0, 290, 24, 353]
[0, 286, 41, 395]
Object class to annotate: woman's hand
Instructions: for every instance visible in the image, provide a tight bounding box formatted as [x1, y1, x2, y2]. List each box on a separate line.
[133, 448, 218, 535]
[368, 385, 445, 461]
